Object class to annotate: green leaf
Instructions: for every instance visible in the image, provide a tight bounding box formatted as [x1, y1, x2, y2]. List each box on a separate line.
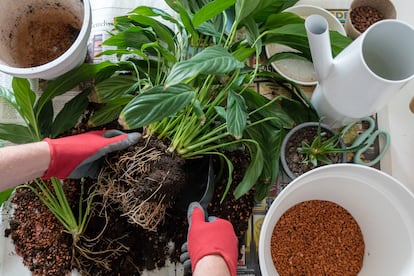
[329, 30, 352, 56]
[266, 52, 309, 63]
[130, 6, 181, 28]
[235, 0, 259, 23]
[119, 84, 196, 129]
[51, 89, 91, 138]
[261, 12, 304, 30]
[251, 0, 299, 22]
[0, 85, 18, 111]
[263, 23, 352, 61]
[128, 15, 175, 51]
[12, 78, 37, 127]
[241, 87, 294, 128]
[192, 0, 236, 27]
[94, 75, 138, 103]
[232, 45, 256, 62]
[103, 26, 153, 49]
[0, 187, 14, 206]
[226, 90, 247, 139]
[88, 96, 133, 127]
[280, 97, 316, 124]
[246, 125, 285, 201]
[172, 2, 199, 44]
[96, 49, 146, 59]
[214, 106, 226, 119]
[166, 45, 244, 86]
[242, 16, 261, 49]
[38, 100, 54, 138]
[233, 140, 264, 199]
[0, 123, 34, 144]
[263, 24, 311, 60]
[36, 62, 119, 117]
[141, 41, 177, 63]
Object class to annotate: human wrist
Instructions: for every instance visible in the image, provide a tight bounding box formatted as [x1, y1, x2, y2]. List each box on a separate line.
[193, 255, 231, 276]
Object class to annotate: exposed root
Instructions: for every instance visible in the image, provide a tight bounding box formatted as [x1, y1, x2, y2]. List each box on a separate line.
[96, 138, 185, 231]
[71, 201, 129, 275]
[121, 180, 167, 232]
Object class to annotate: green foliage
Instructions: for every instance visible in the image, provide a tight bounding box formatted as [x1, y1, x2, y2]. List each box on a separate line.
[0, 188, 14, 206]
[0, 0, 351, 201]
[18, 178, 94, 238]
[297, 123, 362, 167]
[80, 0, 351, 201]
[0, 62, 119, 144]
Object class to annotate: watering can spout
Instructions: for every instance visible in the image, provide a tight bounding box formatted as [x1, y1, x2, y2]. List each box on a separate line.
[305, 15, 333, 81]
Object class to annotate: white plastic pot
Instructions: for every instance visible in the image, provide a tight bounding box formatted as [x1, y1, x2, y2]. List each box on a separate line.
[259, 164, 414, 275]
[0, 0, 92, 79]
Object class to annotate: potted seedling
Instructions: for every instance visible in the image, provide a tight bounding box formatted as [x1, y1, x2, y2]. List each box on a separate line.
[280, 121, 361, 180]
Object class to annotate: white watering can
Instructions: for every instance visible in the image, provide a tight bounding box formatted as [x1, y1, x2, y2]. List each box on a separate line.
[305, 15, 414, 127]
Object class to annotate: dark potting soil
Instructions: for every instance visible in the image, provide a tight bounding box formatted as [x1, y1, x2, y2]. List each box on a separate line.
[284, 126, 343, 177]
[6, 141, 254, 275]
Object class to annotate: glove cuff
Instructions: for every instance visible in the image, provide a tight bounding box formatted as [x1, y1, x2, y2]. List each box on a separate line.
[190, 239, 238, 276]
[42, 138, 84, 179]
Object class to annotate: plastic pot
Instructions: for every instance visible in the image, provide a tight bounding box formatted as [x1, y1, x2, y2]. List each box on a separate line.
[0, 0, 92, 79]
[259, 164, 414, 275]
[280, 122, 347, 180]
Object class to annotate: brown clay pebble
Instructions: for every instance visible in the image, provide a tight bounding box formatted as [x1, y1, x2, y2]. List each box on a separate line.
[271, 200, 365, 276]
[350, 6, 384, 33]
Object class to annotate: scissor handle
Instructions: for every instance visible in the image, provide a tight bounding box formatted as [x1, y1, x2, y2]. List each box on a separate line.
[341, 117, 376, 148]
[353, 129, 391, 166]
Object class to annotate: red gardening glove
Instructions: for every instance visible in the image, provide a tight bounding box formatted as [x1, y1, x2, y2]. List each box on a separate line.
[42, 130, 141, 179]
[186, 202, 238, 276]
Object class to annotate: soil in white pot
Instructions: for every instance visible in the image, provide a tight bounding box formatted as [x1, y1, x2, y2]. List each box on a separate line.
[282, 124, 345, 179]
[11, 6, 81, 67]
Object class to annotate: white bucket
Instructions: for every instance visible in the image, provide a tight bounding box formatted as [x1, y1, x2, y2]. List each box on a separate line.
[0, 0, 92, 79]
[259, 164, 414, 275]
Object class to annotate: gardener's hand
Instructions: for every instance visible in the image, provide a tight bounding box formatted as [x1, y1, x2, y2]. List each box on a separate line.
[180, 202, 238, 276]
[42, 130, 141, 179]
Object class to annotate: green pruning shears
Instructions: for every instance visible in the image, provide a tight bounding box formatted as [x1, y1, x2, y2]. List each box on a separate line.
[342, 117, 390, 166]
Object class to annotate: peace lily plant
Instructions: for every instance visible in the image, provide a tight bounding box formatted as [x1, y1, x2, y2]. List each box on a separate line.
[0, 0, 351, 202]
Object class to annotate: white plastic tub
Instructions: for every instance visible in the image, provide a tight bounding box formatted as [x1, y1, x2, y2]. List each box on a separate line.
[0, 0, 92, 79]
[259, 164, 414, 275]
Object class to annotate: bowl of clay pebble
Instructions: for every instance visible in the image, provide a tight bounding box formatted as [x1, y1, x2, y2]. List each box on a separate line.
[344, 0, 396, 40]
[259, 164, 414, 276]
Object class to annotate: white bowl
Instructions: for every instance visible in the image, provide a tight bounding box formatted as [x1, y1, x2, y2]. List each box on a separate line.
[0, 0, 92, 79]
[259, 164, 414, 275]
[265, 5, 345, 86]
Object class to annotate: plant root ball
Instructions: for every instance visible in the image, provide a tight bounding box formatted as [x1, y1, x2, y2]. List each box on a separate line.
[97, 137, 187, 231]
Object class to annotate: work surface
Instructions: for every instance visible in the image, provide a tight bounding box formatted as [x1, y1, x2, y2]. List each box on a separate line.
[375, 0, 414, 194]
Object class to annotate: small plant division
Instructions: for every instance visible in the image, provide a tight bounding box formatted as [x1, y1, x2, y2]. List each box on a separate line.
[18, 178, 129, 274]
[297, 122, 352, 167]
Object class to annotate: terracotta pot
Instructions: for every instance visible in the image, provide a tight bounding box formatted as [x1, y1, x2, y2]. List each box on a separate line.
[280, 122, 347, 180]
